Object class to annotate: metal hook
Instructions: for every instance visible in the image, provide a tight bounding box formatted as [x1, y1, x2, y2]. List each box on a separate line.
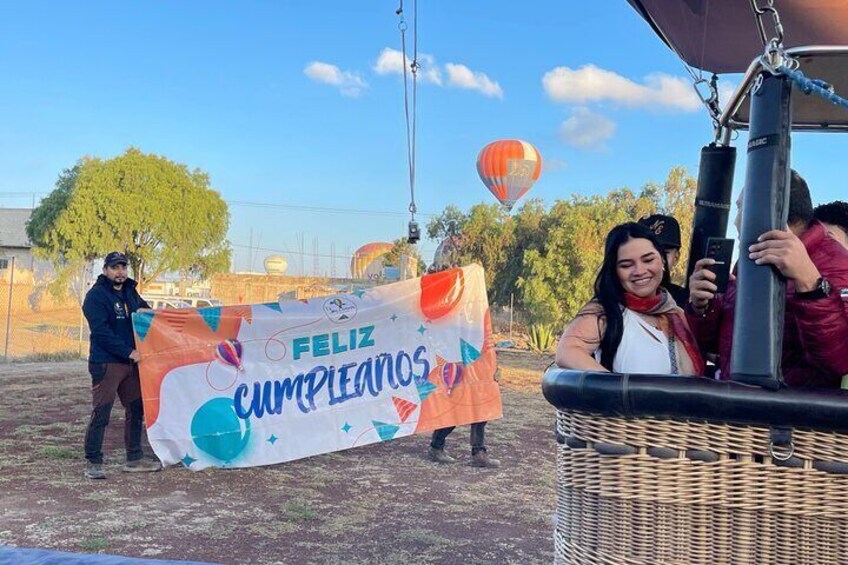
[769, 440, 795, 462]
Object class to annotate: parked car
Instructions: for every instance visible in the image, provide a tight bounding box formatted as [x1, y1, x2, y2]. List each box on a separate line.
[143, 295, 223, 310]
[145, 297, 194, 310]
[186, 297, 223, 309]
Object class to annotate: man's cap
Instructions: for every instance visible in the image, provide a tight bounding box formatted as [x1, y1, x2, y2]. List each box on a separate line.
[638, 214, 681, 250]
[104, 251, 128, 267]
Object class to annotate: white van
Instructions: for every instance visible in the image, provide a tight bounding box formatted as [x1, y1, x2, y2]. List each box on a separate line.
[143, 295, 223, 310]
[185, 297, 223, 309]
[145, 297, 193, 310]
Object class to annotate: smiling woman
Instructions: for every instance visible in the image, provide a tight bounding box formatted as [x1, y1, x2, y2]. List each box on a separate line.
[555, 222, 704, 376]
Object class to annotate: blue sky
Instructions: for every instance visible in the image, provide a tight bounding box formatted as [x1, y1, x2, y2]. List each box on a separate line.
[0, 1, 844, 275]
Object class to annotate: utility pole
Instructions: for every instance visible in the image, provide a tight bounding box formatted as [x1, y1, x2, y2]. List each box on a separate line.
[179, 185, 187, 296]
[312, 237, 319, 276]
[3, 256, 16, 362]
[78, 262, 86, 358]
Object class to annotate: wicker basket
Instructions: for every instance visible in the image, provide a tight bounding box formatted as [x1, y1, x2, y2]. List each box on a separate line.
[553, 409, 848, 565]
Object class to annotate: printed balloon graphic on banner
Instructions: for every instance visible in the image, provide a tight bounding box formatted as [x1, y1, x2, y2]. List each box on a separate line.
[191, 397, 251, 462]
[441, 362, 463, 394]
[215, 339, 243, 370]
[420, 268, 465, 321]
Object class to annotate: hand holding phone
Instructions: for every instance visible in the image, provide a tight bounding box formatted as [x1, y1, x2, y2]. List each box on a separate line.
[705, 237, 734, 294]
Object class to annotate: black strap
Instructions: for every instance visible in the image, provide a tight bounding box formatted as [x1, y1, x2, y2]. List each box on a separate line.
[769, 426, 793, 447]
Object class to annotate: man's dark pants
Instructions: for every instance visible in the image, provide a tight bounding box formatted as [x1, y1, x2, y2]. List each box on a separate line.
[430, 422, 488, 455]
[83, 362, 145, 464]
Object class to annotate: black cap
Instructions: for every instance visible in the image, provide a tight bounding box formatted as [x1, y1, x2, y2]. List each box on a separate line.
[638, 214, 681, 250]
[104, 251, 128, 267]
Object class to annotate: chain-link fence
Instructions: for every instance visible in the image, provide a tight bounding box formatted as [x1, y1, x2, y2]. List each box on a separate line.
[0, 259, 545, 362]
[0, 260, 88, 362]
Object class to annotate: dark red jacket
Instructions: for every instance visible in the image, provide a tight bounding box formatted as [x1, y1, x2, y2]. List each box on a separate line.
[686, 221, 848, 388]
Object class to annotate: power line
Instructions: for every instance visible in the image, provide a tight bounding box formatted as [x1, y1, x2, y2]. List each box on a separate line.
[227, 199, 435, 218]
[0, 192, 439, 219]
[231, 242, 436, 261]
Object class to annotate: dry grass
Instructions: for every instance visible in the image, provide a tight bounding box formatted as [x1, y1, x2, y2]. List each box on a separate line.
[0, 351, 556, 564]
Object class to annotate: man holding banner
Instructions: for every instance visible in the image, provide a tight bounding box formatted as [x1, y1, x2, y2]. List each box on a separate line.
[429, 421, 500, 468]
[82, 251, 161, 479]
[425, 263, 500, 469]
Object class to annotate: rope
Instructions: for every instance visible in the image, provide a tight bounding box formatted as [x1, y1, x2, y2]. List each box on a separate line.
[777, 65, 848, 112]
[397, 0, 418, 220]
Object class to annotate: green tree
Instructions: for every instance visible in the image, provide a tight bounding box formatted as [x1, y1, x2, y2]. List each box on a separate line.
[640, 166, 697, 282]
[26, 163, 81, 256]
[383, 237, 427, 277]
[426, 204, 467, 242]
[492, 198, 548, 308]
[520, 189, 659, 327]
[435, 203, 515, 302]
[29, 148, 231, 289]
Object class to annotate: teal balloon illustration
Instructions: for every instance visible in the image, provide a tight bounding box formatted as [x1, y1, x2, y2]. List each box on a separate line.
[191, 397, 251, 462]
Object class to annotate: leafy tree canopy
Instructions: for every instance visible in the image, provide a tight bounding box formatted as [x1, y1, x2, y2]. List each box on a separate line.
[383, 237, 427, 277]
[426, 166, 697, 327]
[28, 148, 231, 288]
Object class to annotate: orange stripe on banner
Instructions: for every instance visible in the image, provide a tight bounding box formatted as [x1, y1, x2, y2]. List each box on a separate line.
[414, 308, 501, 432]
[393, 396, 417, 423]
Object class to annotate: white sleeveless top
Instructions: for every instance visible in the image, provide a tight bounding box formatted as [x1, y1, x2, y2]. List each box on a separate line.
[594, 308, 674, 374]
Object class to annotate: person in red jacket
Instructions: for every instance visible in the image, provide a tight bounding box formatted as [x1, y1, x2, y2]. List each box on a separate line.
[813, 200, 848, 251]
[688, 171, 848, 388]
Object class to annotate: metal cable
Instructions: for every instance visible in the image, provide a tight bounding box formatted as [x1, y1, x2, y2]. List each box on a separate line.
[397, 1, 418, 220]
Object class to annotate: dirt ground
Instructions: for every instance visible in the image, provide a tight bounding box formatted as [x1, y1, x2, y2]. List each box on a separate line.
[0, 349, 557, 565]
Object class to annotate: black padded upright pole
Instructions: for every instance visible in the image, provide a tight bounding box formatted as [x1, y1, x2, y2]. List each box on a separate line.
[730, 73, 792, 389]
[685, 143, 737, 284]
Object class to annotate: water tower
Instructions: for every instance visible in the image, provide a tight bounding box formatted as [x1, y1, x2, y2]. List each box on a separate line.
[264, 255, 288, 275]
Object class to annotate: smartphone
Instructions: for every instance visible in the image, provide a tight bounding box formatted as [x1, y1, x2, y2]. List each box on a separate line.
[705, 237, 734, 294]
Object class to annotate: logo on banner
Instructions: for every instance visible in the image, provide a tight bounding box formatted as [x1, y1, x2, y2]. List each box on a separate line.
[323, 296, 357, 323]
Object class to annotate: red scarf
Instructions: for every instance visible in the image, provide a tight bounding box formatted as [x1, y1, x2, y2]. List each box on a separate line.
[624, 291, 705, 376]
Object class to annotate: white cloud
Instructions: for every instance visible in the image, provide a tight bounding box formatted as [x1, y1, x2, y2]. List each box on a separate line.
[373, 48, 442, 85]
[304, 61, 368, 97]
[543, 158, 568, 172]
[374, 48, 502, 98]
[445, 63, 503, 99]
[558, 107, 616, 150]
[542, 64, 700, 111]
[717, 80, 737, 111]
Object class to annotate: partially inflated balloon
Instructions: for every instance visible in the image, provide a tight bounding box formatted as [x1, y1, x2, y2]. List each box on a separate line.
[350, 242, 393, 280]
[420, 268, 464, 321]
[477, 139, 542, 211]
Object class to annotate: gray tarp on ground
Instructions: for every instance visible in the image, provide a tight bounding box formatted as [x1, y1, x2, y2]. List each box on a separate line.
[0, 547, 220, 565]
[626, 0, 848, 74]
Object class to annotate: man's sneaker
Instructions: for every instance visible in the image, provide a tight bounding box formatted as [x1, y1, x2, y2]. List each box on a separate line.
[85, 463, 106, 480]
[428, 447, 456, 464]
[122, 458, 162, 473]
[471, 450, 501, 468]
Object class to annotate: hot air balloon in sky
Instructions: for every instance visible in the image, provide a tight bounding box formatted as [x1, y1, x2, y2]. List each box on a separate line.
[350, 242, 393, 280]
[477, 139, 542, 211]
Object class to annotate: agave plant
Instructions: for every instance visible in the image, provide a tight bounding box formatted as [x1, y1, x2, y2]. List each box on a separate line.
[529, 323, 555, 353]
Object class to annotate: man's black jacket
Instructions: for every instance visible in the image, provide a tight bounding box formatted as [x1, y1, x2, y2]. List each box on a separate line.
[83, 275, 149, 363]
